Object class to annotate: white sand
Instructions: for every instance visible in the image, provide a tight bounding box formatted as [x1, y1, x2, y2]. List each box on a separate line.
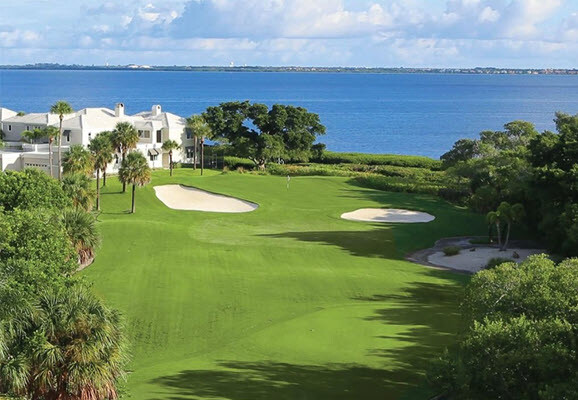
[341, 208, 435, 223]
[154, 185, 258, 213]
[428, 247, 546, 273]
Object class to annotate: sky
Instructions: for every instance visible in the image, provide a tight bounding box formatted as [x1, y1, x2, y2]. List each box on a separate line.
[0, 0, 577, 68]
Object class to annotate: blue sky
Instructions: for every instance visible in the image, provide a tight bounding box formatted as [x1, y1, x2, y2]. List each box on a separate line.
[0, 0, 577, 67]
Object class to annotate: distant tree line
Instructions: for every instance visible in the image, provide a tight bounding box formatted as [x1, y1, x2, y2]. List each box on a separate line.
[441, 112, 578, 256]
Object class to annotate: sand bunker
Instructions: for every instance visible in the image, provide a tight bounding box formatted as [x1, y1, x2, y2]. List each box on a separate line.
[428, 247, 546, 273]
[341, 208, 435, 223]
[154, 185, 258, 213]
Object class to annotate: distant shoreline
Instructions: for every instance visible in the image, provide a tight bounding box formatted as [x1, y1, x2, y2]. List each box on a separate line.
[1, 65, 577, 75]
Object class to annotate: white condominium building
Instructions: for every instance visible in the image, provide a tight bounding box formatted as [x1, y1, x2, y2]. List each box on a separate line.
[0, 103, 194, 176]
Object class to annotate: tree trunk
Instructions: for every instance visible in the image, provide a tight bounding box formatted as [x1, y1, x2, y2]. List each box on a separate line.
[48, 137, 54, 178]
[496, 222, 502, 248]
[131, 184, 136, 213]
[488, 223, 493, 243]
[57, 116, 63, 180]
[502, 223, 511, 251]
[103, 168, 107, 186]
[201, 137, 205, 176]
[96, 169, 101, 211]
[193, 136, 197, 170]
[122, 150, 127, 193]
[169, 151, 173, 177]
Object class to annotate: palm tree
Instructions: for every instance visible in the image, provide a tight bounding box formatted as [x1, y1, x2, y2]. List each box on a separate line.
[21, 128, 45, 144]
[186, 115, 212, 175]
[498, 202, 526, 251]
[50, 101, 74, 180]
[486, 211, 502, 248]
[63, 144, 94, 176]
[89, 132, 114, 210]
[118, 152, 151, 213]
[61, 208, 101, 265]
[162, 139, 181, 176]
[42, 126, 60, 178]
[62, 174, 96, 211]
[0, 284, 127, 400]
[111, 122, 139, 192]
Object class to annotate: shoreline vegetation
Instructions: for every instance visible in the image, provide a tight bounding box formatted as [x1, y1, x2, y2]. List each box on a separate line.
[1, 64, 578, 75]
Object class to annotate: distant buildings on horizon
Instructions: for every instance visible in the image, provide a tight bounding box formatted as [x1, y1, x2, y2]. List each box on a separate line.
[1, 63, 577, 75]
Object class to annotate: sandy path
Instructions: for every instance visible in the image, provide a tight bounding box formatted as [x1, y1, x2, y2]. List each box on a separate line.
[154, 185, 258, 213]
[341, 208, 435, 223]
[428, 247, 546, 273]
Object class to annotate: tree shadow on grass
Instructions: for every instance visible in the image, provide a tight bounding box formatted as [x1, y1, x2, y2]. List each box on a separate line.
[150, 360, 428, 400]
[261, 228, 398, 259]
[149, 272, 467, 400]
[354, 274, 466, 370]
[340, 187, 446, 210]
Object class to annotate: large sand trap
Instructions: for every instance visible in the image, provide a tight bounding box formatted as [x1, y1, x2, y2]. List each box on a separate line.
[428, 247, 546, 273]
[341, 208, 435, 223]
[154, 185, 258, 213]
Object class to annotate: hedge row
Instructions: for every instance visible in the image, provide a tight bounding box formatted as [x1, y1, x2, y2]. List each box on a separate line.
[313, 151, 442, 170]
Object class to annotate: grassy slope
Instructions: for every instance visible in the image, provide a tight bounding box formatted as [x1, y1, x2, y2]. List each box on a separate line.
[83, 170, 486, 400]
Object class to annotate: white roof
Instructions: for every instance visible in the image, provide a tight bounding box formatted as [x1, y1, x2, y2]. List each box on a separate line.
[0, 107, 17, 122]
[3, 112, 73, 125]
[1, 105, 185, 133]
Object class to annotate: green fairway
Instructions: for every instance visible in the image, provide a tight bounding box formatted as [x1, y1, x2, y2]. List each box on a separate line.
[83, 169, 486, 400]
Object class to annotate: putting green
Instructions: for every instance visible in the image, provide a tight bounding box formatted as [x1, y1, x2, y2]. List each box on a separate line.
[84, 169, 485, 399]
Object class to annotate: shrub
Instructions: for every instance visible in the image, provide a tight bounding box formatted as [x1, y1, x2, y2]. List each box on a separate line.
[314, 151, 442, 170]
[442, 246, 461, 256]
[485, 257, 512, 270]
[0, 168, 71, 211]
[429, 255, 578, 399]
[225, 156, 255, 170]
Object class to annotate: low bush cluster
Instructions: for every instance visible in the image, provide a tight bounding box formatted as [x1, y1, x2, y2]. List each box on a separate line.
[313, 151, 442, 170]
[442, 246, 461, 256]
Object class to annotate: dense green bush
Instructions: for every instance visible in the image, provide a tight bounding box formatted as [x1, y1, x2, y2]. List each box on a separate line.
[484, 257, 512, 270]
[442, 246, 461, 256]
[429, 255, 578, 399]
[224, 156, 256, 170]
[0, 168, 71, 211]
[314, 151, 442, 170]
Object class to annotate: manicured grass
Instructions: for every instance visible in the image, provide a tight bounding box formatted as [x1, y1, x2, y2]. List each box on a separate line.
[83, 169, 486, 399]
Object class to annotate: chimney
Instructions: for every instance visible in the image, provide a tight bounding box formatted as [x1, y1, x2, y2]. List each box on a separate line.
[115, 103, 125, 118]
[152, 105, 162, 117]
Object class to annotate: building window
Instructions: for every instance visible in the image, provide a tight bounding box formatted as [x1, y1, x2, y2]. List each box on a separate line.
[150, 154, 158, 162]
[88, 133, 92, 141]
[138, 130, 151, 139]
[157, 130, 162, 143]
[26, 126, 30, 131]
[64, 130, 71, 143]
[185, 128, 193, 139]
[8, 125, 11, 131]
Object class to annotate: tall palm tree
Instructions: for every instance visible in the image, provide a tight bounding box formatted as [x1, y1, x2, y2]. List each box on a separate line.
[50, 101, 74, 180]
[111, 122, 139, 192]
[118, 152, 151, 213]
[498, 202, 526, 251]
[63, 144, 94, 176]
[486, 211, 502, 248]
[43, 126, 60, 178]
[0, 284, 127, 400]
[89, 132, 114, 210]
[61, 208, 101, 265]
[186, 115, 212, 175]
[62, 174, 96, 211]
[162, 139, 181, 177]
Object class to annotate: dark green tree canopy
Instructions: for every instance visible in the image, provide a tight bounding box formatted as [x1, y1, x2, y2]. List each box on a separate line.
[430, 255, 578, 399]
[0, 168, 71, 212]
[203, 101, 326, 167]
